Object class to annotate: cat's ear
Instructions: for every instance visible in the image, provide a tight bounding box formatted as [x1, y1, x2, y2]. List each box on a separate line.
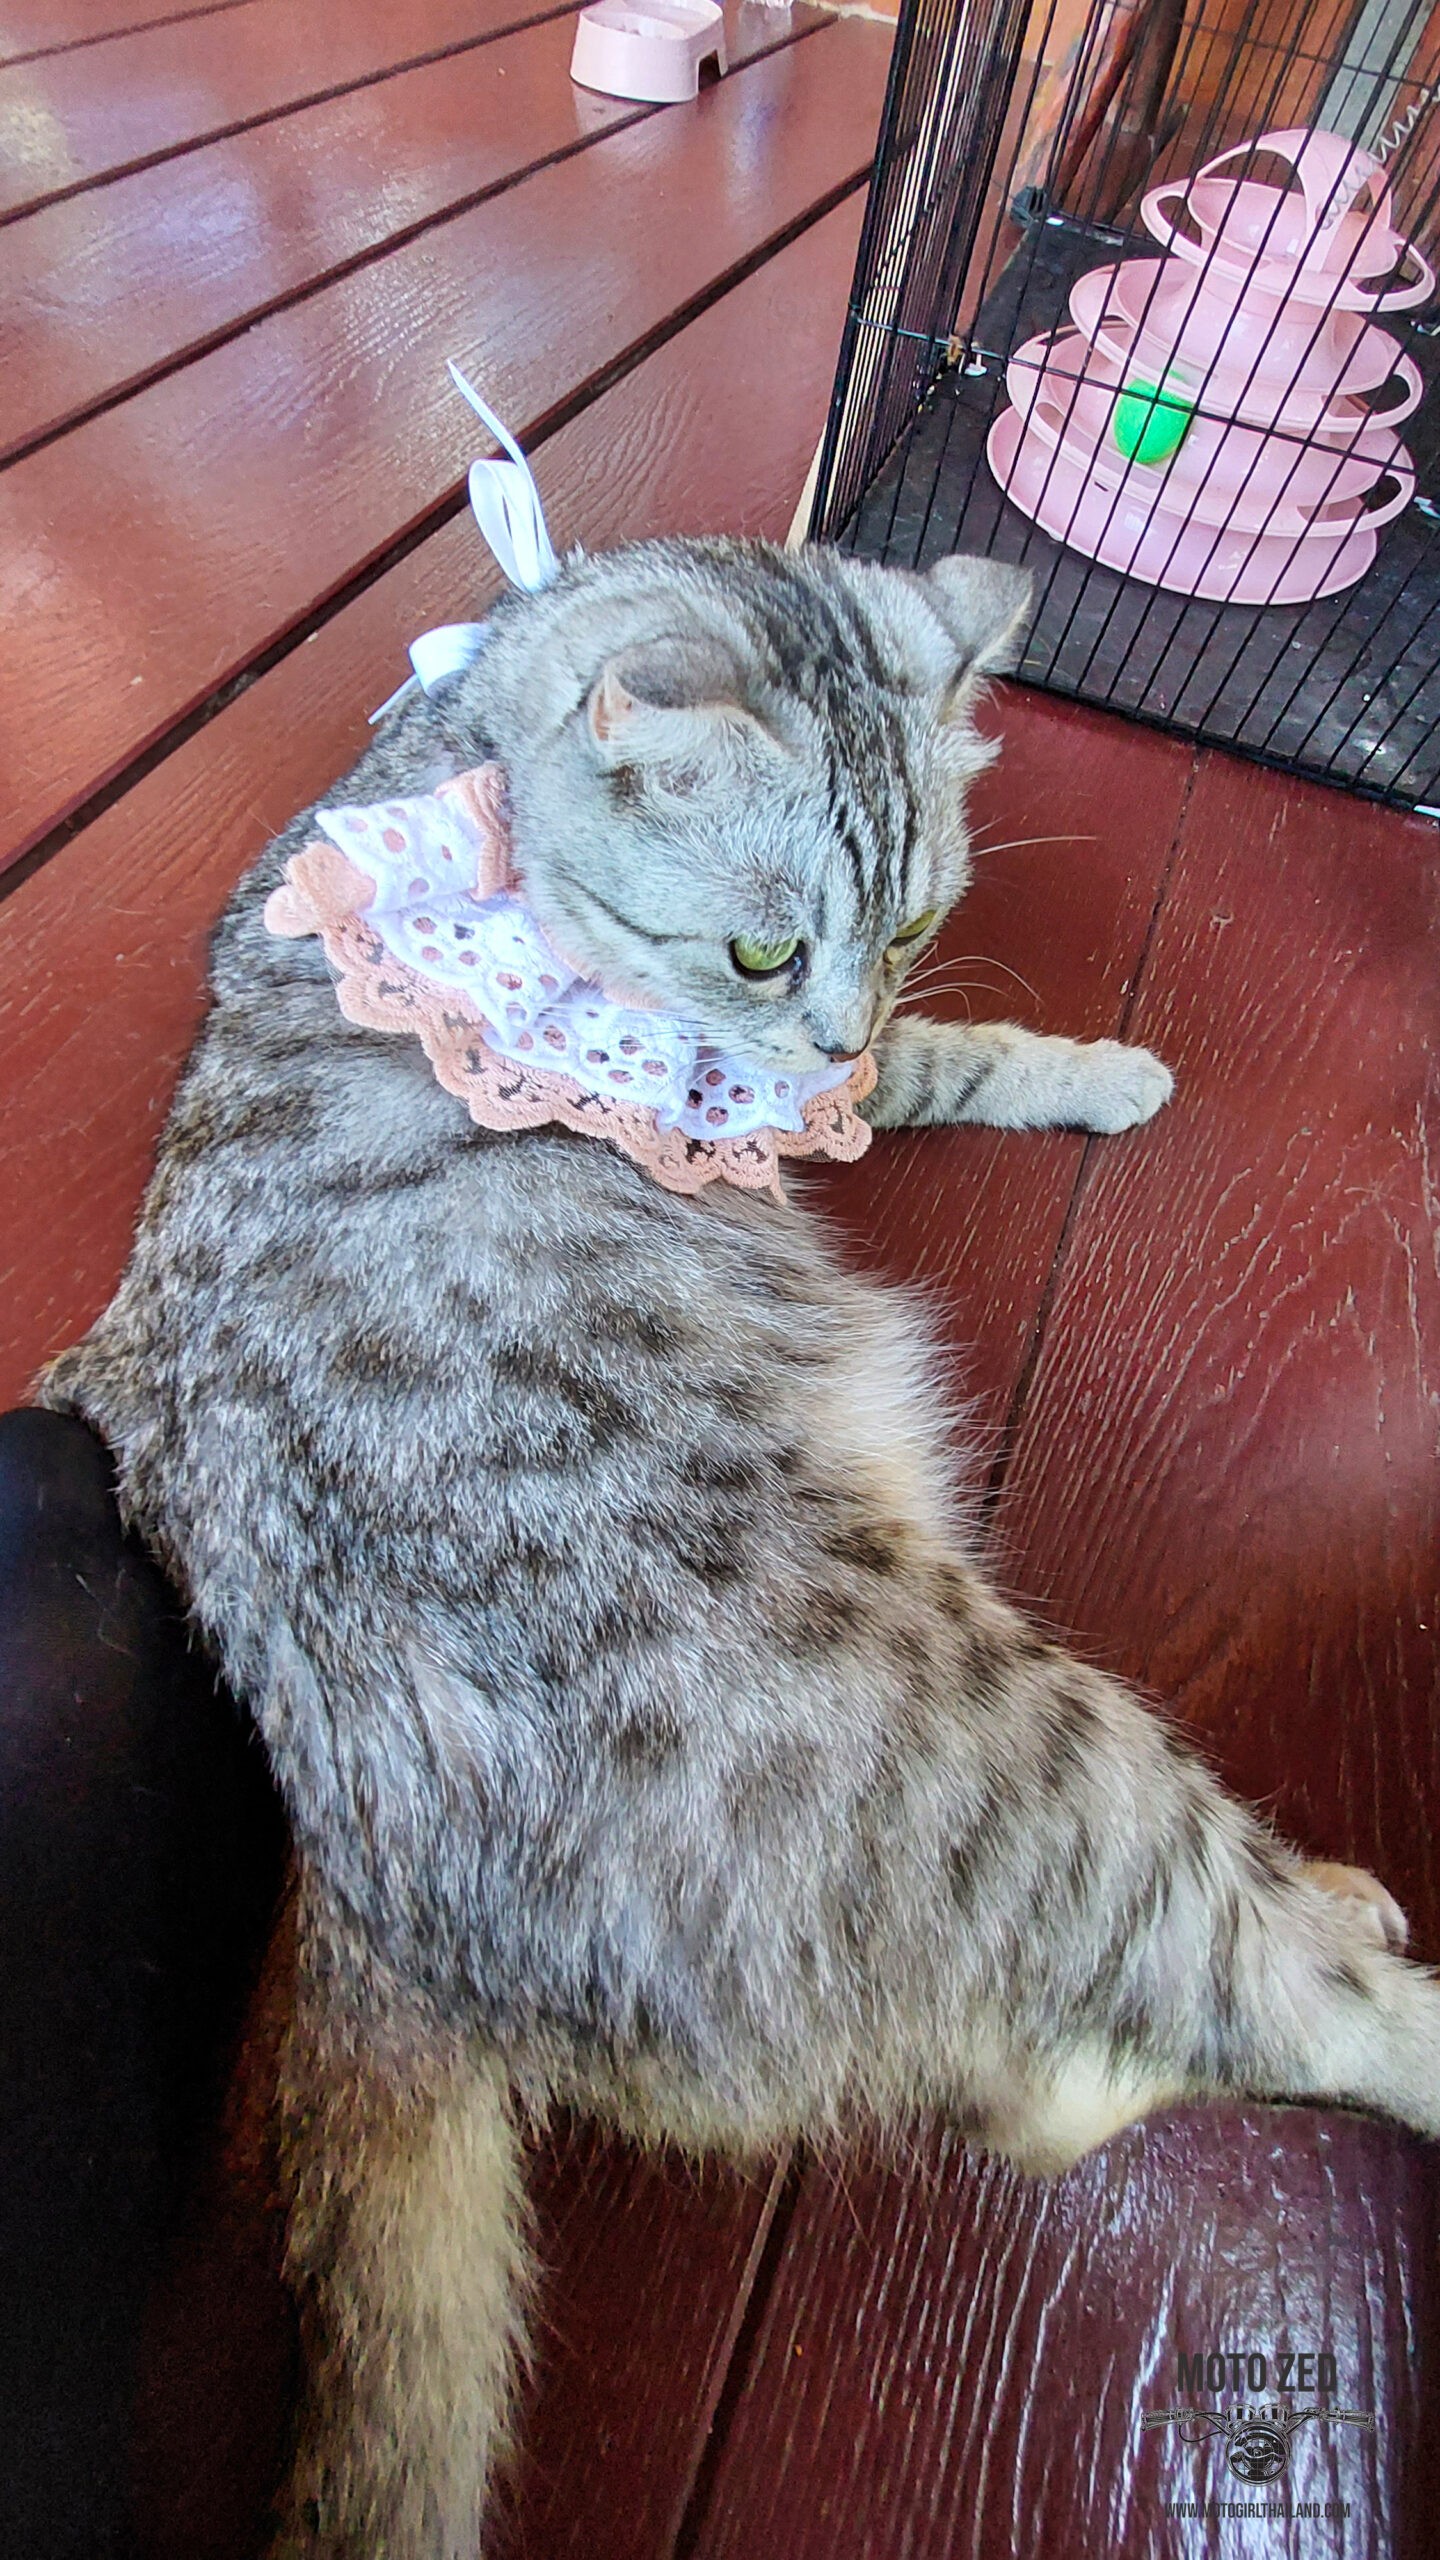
[828, 550, 1031, 707]
[582, 634, 766, 777]
[921, 556, 1033, 685]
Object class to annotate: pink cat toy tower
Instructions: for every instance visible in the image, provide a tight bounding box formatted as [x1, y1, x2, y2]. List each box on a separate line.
[987, 127, 1433, 605]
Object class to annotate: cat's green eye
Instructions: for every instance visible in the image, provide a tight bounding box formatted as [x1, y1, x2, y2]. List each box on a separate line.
[889, 909, 939, 949]
[730, 932, 803, 979]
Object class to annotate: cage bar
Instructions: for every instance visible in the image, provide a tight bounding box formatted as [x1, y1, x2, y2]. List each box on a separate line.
[811, 0, 1440, 807]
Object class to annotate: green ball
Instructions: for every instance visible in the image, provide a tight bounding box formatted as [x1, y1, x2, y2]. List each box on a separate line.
[1113, 376, 1195, 467]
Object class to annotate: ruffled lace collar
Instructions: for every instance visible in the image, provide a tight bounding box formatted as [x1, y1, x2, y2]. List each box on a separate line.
[264, 763, 874, 1198]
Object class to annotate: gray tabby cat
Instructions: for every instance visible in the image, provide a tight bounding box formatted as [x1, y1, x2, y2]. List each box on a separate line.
[44, 537, 1437, 2559]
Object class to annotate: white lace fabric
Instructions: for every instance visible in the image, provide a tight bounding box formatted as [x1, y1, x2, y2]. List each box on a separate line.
[264, 764, 875, 1198]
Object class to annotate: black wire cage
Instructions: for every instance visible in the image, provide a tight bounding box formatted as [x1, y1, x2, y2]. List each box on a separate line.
[808, 0, 1440, 808]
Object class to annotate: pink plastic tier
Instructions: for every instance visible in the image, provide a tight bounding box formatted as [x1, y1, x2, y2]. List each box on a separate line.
[1002, 330, 1412, 540]
[988, 125, 1427, 606]
[987, 407, 1383, 605]
[1140, 128, 1435, 311]
[1066, 261, 1422, 438]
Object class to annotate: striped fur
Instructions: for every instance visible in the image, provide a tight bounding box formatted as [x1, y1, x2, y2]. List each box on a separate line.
[42, 539, 1440, 2557]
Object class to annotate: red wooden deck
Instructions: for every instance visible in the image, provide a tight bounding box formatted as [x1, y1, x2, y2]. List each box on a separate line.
[0, 4, 1436, 2556]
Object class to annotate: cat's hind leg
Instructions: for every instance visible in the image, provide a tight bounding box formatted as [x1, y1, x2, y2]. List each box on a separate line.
[572, 1563, 1440, 2182]
[878, 1599, 1440, 2174]
[974, 1858, 1432, 2177]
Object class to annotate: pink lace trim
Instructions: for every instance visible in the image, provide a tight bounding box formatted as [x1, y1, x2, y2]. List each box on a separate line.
[264, 793, 875, 1200]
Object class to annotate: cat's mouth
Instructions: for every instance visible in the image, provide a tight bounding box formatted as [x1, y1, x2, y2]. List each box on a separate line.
[745, 1032, 876, 1076]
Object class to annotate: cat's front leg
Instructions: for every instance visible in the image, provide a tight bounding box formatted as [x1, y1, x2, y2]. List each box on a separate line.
[864, 1015, 1174, 1134]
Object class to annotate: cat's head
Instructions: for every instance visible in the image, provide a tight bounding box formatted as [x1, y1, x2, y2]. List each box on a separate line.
[465, 538, 1031, 1071]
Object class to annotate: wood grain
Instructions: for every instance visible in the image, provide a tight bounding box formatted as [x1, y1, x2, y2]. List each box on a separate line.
[688, 748, 1440, 2559]
[497, 2128, 789, 2560]
[0, 18, 887, 871]
[0, 5, 815, 463]
[994, 753, 1440, 1949]
[806, 690, 1194, 1439]
[0, 0, 581, 218]
[687, 2106, 1440, 2560]
[0, 0, 258, 71]
[0, 189, 863, 1413]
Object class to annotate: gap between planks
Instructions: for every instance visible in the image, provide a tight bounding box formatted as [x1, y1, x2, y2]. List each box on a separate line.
[0, 0, 264, 73]
[0, 193, 872, 903]
[0, 10, 827, 469]
[0, 0, 586, 223]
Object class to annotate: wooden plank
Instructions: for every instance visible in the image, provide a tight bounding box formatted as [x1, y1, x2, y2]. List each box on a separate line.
[0, 0, 580, 218]
[0, 0, 257, 72]
[686, 751, 1440, 2560]
[0, 195, 868, 1413]
[0, 5, 815, 464]
[686, 2107, 1440, 2559]
[496, 2130, 789, 2560]
[993, 755, 1440, 1948]
[804, 692, 1194, 1437]
[0, 20, 887, 873]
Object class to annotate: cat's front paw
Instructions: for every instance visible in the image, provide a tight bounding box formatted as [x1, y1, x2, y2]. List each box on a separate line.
[1068, 1040, 1174, 1134]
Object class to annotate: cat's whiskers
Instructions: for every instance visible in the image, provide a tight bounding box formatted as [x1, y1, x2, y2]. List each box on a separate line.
[899, 954, 978, 996]
[896, 971, 985, 1003]
[936, 952, 1041, 1007]
[892, 981, 976, 1023]
[897, 958, 1040, 1016]
[966, 829, 1098, 860]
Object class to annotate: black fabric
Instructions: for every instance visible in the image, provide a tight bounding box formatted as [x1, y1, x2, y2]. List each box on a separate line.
[0, 1409, 286, 2560]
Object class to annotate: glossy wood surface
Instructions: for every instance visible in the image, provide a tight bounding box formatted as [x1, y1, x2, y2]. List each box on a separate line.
[997, 757, 1440, 1946]
[689, 2107, 1440, 2560]
[1, 2, 1436, 2551]
[0, 0, 581, 216]
[0, 0, 259, 67]
[0, 17, 884, 866]
[0, 3, 818, 463]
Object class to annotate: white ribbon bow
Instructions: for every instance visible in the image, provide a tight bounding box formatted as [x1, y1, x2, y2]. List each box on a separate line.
[371, 366, 561, 721]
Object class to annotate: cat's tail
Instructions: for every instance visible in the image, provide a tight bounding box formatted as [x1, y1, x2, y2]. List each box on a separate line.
[269, 1896, 529, 2560]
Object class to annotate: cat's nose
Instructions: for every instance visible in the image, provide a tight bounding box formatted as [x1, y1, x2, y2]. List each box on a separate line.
[805, 1008, 875, 1061]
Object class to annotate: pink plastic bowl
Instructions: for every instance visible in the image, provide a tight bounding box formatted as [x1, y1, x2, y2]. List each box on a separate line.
[570, 0, 725, 102]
